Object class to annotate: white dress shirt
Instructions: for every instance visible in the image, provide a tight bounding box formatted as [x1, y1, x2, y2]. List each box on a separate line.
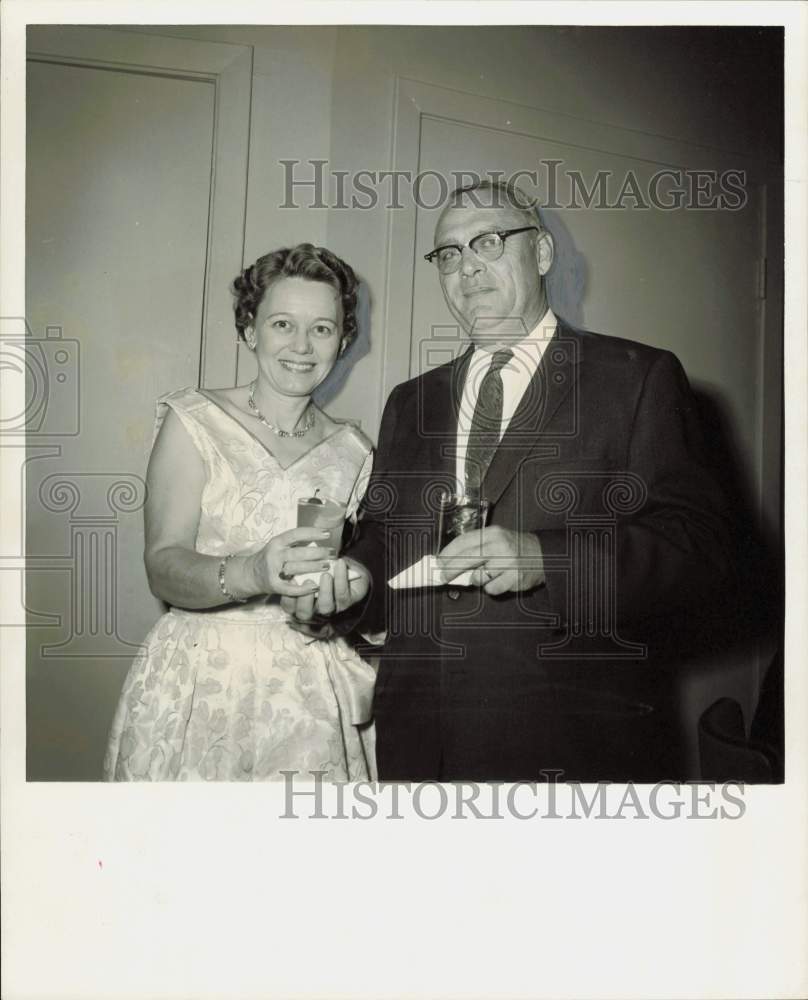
[455, 308, 557, 493]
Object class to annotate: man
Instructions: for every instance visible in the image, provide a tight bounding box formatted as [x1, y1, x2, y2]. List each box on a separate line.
[286, 179, 732, 781]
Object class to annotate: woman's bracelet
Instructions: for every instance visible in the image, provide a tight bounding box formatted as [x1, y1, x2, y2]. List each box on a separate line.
[218, 554, 248, 604]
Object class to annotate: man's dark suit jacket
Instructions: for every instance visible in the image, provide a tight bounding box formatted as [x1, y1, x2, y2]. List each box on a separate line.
[346, 321, 733, 782]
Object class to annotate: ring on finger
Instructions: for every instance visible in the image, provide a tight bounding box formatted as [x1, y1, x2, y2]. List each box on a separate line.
[279, 562, 293, 581]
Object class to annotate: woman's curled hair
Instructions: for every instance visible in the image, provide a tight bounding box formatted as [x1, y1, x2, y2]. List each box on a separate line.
[232, 243, 360, 350]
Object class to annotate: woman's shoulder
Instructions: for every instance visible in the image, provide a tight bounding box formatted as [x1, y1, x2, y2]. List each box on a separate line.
[321, 412, 374, 455]
[197, 385, 248, 407]
[159, 384, 247, 416]
[158, 385, 205, 412]
[153, 385, 238, 444]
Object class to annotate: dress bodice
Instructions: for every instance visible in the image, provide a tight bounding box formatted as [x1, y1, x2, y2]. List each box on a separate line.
[157, 387, 374, 560]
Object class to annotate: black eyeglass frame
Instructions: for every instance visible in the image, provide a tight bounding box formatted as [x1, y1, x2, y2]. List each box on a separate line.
[424, 225, 539, 270]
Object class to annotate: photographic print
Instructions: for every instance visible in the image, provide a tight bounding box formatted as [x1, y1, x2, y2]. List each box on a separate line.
[2, 4, 805, 999]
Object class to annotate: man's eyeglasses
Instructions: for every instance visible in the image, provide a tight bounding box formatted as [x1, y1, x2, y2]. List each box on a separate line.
[424, 226, 539, 274]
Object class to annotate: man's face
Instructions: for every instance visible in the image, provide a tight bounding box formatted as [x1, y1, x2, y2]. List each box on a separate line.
[433, 201, 548, 347]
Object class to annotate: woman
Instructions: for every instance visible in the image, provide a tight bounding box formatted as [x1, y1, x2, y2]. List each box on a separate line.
[104, 244, 375, 781]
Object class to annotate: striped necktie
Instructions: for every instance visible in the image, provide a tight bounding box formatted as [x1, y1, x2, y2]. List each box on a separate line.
[464, 348, 513, 492]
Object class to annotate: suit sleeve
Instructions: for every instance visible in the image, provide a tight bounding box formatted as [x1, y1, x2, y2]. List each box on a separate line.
[335, 385, 404, 637]
[540, 350, 734, 633]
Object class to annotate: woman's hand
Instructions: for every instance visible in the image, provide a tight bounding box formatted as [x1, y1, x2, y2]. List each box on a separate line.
[280, 557, 371, 635]
[244, 526, 337, 598]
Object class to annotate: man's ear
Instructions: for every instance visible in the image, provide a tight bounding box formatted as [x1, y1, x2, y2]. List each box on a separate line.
[536, 229, 554, 276]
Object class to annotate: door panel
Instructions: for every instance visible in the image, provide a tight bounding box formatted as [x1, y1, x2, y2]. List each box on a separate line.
[24, 31, 249, 779]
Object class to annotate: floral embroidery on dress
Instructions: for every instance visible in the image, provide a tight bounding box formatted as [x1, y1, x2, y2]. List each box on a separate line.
[104, 387, 376, 782]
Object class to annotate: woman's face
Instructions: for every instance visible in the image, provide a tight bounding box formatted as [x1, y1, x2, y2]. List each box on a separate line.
[248, 276, 343, 399]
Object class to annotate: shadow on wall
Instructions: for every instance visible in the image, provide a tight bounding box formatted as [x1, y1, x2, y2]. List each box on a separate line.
[691, 380, 783, 772]
[543, 208, 588, 329]
[314, 278, 372, 409]
[693, 380, 782, 626]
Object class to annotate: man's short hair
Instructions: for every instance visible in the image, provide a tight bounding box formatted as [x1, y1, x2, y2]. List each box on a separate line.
[447, 178, 544, 229]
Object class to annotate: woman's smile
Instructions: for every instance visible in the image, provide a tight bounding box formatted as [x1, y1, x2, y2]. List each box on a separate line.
[278, 358, 318, 373]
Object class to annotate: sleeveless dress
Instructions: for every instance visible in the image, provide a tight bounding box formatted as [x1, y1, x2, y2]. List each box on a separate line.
[104, 387, 377, 781]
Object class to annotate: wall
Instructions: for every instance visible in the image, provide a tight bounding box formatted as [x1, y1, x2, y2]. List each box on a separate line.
[132, 26, 781, 465]
[326, 25, 781, 436]
[134, 25, 336, 254]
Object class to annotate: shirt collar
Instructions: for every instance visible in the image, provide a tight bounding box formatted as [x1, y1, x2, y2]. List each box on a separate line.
[468, 307, 557, 369]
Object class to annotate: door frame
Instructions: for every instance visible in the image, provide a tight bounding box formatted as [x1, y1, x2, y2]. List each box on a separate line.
[26, 26, 253, 386]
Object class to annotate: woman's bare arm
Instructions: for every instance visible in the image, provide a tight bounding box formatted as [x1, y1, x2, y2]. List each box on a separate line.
[143, 409, 331, 609]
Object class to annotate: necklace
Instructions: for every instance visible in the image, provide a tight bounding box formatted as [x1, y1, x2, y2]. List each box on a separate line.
[247, 381, 315, 438]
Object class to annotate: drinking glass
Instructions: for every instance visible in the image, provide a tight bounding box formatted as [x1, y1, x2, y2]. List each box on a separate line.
[297, 495, 347, 555]
[435, 490, 490, 553]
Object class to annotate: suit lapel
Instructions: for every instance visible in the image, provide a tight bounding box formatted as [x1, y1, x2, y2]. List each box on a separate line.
[449, 345, 474, 429]
[418, 346, 473, 476]
[482, 323, 581, 508]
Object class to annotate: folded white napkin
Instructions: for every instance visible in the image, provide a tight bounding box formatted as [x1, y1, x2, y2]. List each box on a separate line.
[388, 555, 475, 590]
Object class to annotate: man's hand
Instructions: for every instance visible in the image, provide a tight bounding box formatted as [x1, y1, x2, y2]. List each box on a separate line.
[436, 526, 545, 595]
[280, 557, 371, 636]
